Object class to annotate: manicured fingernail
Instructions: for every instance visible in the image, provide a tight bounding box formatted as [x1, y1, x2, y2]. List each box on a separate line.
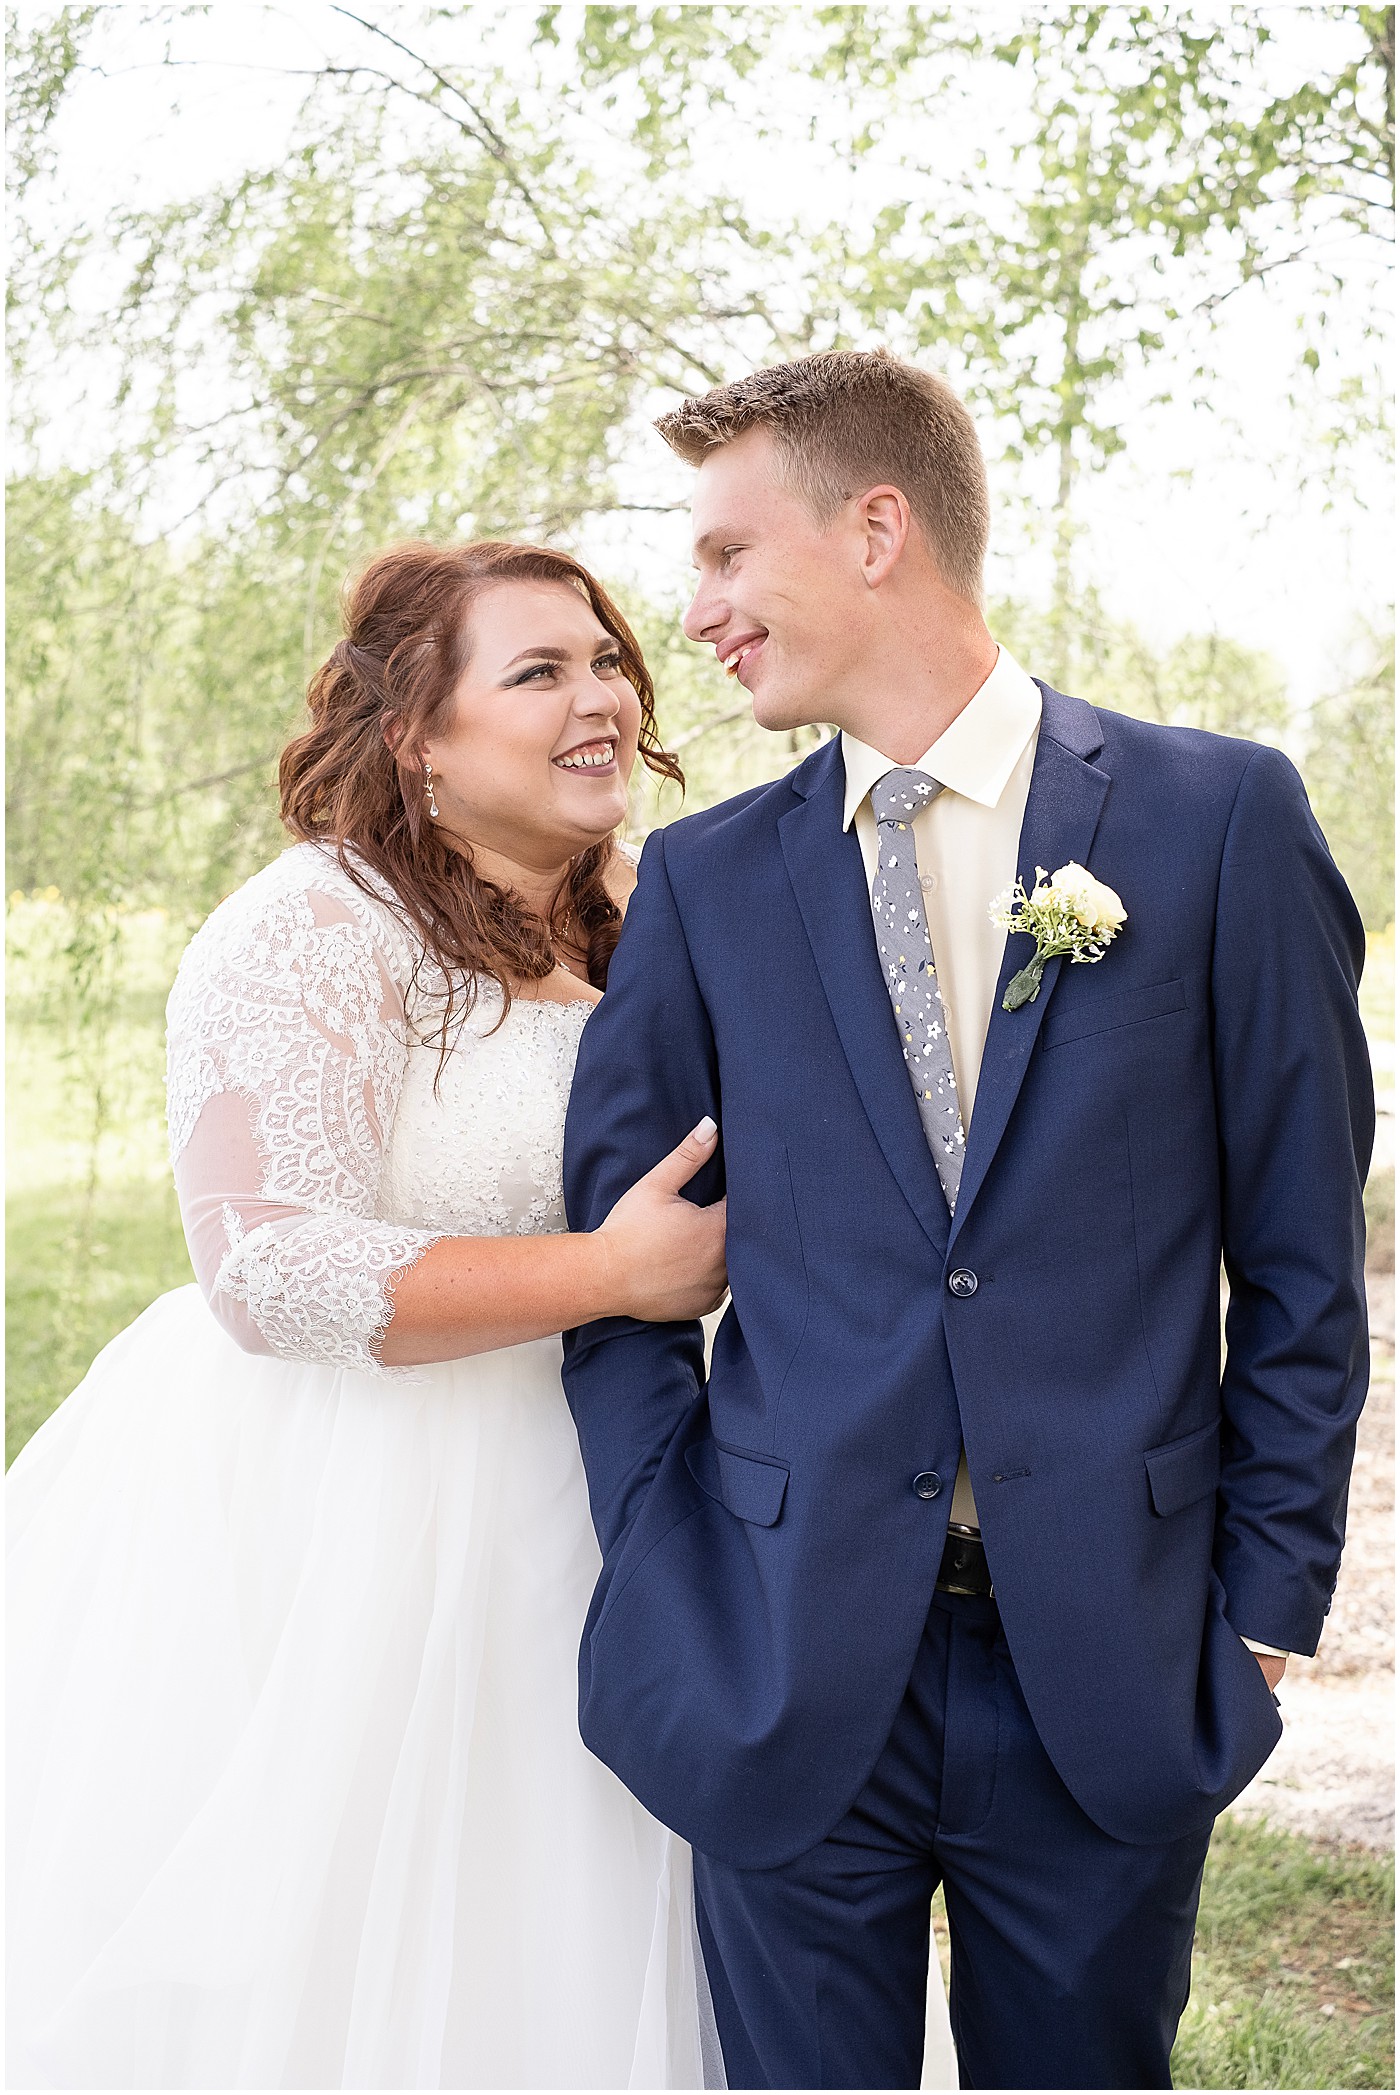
[693, 1115, 717, 1141]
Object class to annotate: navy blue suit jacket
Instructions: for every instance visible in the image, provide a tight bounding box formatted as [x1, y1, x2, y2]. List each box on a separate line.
[562, 687, 1372, 1870]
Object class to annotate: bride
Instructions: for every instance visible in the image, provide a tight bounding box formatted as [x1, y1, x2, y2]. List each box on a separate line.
[6, 538, 731, 2089]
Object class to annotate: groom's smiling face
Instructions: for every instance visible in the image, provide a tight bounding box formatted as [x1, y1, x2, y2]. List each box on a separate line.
[683, 428, 878, 735]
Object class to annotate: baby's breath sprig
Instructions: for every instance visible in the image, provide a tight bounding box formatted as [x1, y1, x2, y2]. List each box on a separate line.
[990, 861, 1128, 1011]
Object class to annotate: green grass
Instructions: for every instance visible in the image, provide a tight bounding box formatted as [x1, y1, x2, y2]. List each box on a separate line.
[930, 1816, 1393, 2088]
[7, 900, 191, 1467]
[1175, 1817, 1394, 2089]
[6, 1175, 192, 1466]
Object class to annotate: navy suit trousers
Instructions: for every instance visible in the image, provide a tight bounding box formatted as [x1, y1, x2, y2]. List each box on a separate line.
[692, 1591, 1213, 2091]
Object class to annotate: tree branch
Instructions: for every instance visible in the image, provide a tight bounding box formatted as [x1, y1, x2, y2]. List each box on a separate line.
[328, 7, 556, 246]
[151, 756, 278, 802]
[671, 702, 755, 750]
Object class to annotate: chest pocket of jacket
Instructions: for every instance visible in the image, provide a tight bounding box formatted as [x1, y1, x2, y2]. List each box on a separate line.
[1042, 977, 1186, 1051]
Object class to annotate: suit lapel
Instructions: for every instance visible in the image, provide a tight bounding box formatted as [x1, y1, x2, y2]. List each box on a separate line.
[779, 744, 951, 1258]
[948, 691, 1111, 1246]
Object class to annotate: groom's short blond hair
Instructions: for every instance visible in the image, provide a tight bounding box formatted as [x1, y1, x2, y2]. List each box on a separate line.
[655, 349, 989, 607]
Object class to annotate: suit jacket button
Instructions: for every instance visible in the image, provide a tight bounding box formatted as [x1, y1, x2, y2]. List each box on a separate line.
[913, 1471, 942, 1500]
[948, 1268, 978, 1297]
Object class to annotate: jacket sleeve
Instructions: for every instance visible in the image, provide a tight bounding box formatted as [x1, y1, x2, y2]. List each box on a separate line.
[561, 826, 723, 1557]
[1211, 743, 1374, 1654]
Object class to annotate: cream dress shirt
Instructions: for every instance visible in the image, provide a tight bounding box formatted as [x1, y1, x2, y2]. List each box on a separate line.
[842, 646, 1040, 1531]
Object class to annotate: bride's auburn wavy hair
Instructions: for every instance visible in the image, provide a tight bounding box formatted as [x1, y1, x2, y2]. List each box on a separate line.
[280, 540, 683, 1027]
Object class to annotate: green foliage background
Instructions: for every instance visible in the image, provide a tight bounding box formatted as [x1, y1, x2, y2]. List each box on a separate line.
[8, 3, 1393, 926]
[6, 2, 1393, 1456]
[6, 0, 1392, 1409]
[4, 12, 1395, 2087]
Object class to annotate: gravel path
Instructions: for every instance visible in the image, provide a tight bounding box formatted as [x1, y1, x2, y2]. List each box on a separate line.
[1230, 1271, 1394, 1851]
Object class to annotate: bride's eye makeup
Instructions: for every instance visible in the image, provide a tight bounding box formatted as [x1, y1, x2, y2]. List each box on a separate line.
[504, 647, 623, 686]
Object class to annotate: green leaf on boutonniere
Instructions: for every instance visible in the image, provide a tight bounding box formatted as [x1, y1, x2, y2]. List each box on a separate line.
[990, 861, 1128, 1014]
[1003, 958, 1046, 1011]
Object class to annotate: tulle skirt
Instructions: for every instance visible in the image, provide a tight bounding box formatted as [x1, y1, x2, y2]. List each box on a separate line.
[7, 1286, 716, 2089]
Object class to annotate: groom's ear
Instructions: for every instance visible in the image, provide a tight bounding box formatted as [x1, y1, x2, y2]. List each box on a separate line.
[858, 485, 911, 590]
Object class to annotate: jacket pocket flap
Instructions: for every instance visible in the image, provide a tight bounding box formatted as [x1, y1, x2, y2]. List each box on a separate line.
[1145, 1420, 1221, 1517]
[1042, 977, 1186, 1050]
[685, 1439, 789, 1526]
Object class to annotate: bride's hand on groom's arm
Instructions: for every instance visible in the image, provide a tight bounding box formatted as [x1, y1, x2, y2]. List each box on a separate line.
[595, 1116, 729, 1322]
[376, 1120, 727, 1365]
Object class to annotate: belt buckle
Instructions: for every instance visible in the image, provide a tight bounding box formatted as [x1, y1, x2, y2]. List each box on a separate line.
[939, 1522, 993, 1599]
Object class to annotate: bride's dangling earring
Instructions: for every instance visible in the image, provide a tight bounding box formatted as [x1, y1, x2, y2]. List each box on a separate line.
[424, 761, 440, 820]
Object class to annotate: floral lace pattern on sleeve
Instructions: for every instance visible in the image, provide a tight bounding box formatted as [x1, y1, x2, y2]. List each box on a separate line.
[165, 848, 442, 1376]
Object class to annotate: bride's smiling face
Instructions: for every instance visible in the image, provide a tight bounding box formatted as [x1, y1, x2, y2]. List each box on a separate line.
[423, 580, 642, 867]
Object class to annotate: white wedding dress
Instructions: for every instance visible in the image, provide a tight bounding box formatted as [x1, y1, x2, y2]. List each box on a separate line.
[7, 843, 720, 2090]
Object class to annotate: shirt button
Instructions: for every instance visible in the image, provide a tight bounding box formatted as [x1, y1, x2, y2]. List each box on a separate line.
[947, 1268, 979, 1298]
[913, 1471, 943, 1500]
[918, 871, 939, 893]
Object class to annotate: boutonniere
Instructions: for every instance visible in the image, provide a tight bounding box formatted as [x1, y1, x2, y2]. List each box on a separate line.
[989, 861, 1128, 1011]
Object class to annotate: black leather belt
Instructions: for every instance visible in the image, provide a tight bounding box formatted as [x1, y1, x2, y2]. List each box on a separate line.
[936, 1523, 994, 1599]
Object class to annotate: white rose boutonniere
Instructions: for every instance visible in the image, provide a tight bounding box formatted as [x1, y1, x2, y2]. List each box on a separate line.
[989, 861, 1128, 1011]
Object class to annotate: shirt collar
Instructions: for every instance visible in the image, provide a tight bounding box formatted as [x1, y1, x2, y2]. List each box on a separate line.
[840, 647, 1042, 831]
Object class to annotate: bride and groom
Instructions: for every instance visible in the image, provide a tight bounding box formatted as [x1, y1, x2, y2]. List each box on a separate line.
[8, 349, 1372, 2090]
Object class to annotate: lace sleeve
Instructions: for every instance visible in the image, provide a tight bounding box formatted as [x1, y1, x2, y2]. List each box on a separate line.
[165, 850, 441, 1376]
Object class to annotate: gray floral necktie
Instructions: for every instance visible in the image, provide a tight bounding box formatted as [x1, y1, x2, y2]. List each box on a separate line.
[871, 767, 966, 1210]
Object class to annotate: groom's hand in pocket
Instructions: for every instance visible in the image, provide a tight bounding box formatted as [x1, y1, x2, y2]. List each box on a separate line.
[596, 1117, 729, 1324]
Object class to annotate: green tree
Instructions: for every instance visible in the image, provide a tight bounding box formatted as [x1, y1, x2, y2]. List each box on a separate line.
[562, 6, 1393, 674]
[7, 5, 1391, 1469]
[1303, 634, 1396, 931]
[824, 7, 1392, 667]
[7, 6, 788, 912]
[990, 589, 1292, 743]
[9, 5, 1392, 904]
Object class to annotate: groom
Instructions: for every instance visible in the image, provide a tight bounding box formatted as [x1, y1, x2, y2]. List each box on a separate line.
[562, 349, 1372, 2088]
